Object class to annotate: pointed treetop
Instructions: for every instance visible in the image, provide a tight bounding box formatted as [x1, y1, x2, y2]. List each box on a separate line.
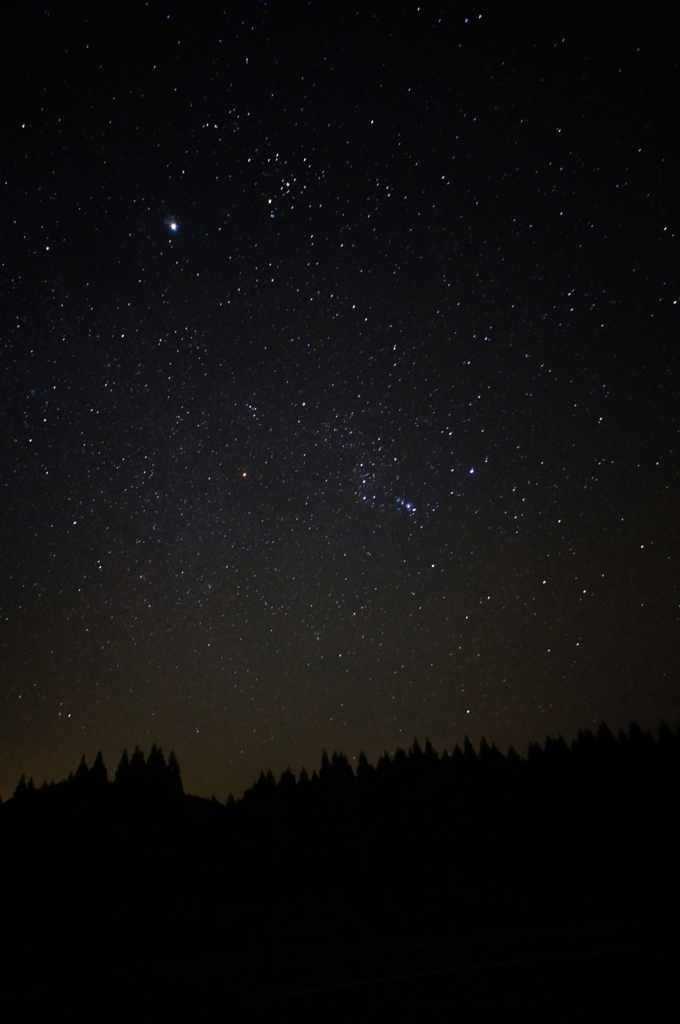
[148, 743, 166, 767]
[357, 751, 373, 779]
[146, 744, 167, 781]
[166, 750, 183, 795]
[463, 736, 478, 762]
[507, 744, 522, 764]
[129, 746, 146, 772]
[596, 722, 617, 748]
[115, 749, 130, 782]
[527, 741, 544, 764]
[91, 750, 108, 785]
[325, 751, 354, 786]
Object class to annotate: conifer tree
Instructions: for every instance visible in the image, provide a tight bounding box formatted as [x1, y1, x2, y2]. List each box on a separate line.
[90, 751, 108, 787]
[527, 741, 544, 766]
[146, 744, 168, 793]
[507, 744, 521, 766]
[392, 747, 408, 777]
[278, 767, 296, 794]
[329, 751, 353, 785]
[147, 743, 167, 772]
[463, 736, 478, 766]
[356, 751, 374, 784]
[410, 738, 423, 759]
[251, 770, 274, 802]
[424, 738, 439, 764]
[128, 746, 146, 787]
[167, 750, 184, 795]
[115, 749, 130, 785]
[376, 751, 392, 775]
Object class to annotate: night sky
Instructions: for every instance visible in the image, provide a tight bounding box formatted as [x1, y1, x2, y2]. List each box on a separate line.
[2, 1, 678, 801]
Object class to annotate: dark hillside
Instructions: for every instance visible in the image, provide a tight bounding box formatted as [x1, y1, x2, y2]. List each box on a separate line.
[1, 725, 679, 1020]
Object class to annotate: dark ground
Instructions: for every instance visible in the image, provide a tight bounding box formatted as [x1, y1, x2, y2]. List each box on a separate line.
[1, 916, 678, 1022]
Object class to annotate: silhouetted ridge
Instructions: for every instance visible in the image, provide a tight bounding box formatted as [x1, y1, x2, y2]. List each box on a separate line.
[1, 722, 679, 966]
[8, 745, 184, 813]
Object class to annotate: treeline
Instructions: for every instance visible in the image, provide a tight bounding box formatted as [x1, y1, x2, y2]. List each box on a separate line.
[1, 722, 679, 967]
[11, 742, 183, 804]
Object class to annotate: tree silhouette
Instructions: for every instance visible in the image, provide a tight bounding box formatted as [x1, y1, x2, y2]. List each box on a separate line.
[278, 767, 296, 795]
[75, 754, 89, 781]
[115, 749, 130, 786]
[2, 720, 678, 972]
[356, 751, 374, 785]
[146, 743, 168, 795]
[128, 746, 146, 785]
[90, 751, 108, 788]
[13, 774, 30, 799]
[167, 750, 184, 795]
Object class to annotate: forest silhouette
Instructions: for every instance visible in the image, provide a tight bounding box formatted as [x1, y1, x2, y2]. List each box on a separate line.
[1, 723, 679, 1020]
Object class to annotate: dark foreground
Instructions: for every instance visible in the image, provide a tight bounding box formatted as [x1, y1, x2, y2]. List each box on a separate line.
[1, 919, 678, 1022]
[1, 723, 679, 1020]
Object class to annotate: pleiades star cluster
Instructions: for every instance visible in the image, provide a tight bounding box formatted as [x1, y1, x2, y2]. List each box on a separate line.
[1, 1, 678, 799]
